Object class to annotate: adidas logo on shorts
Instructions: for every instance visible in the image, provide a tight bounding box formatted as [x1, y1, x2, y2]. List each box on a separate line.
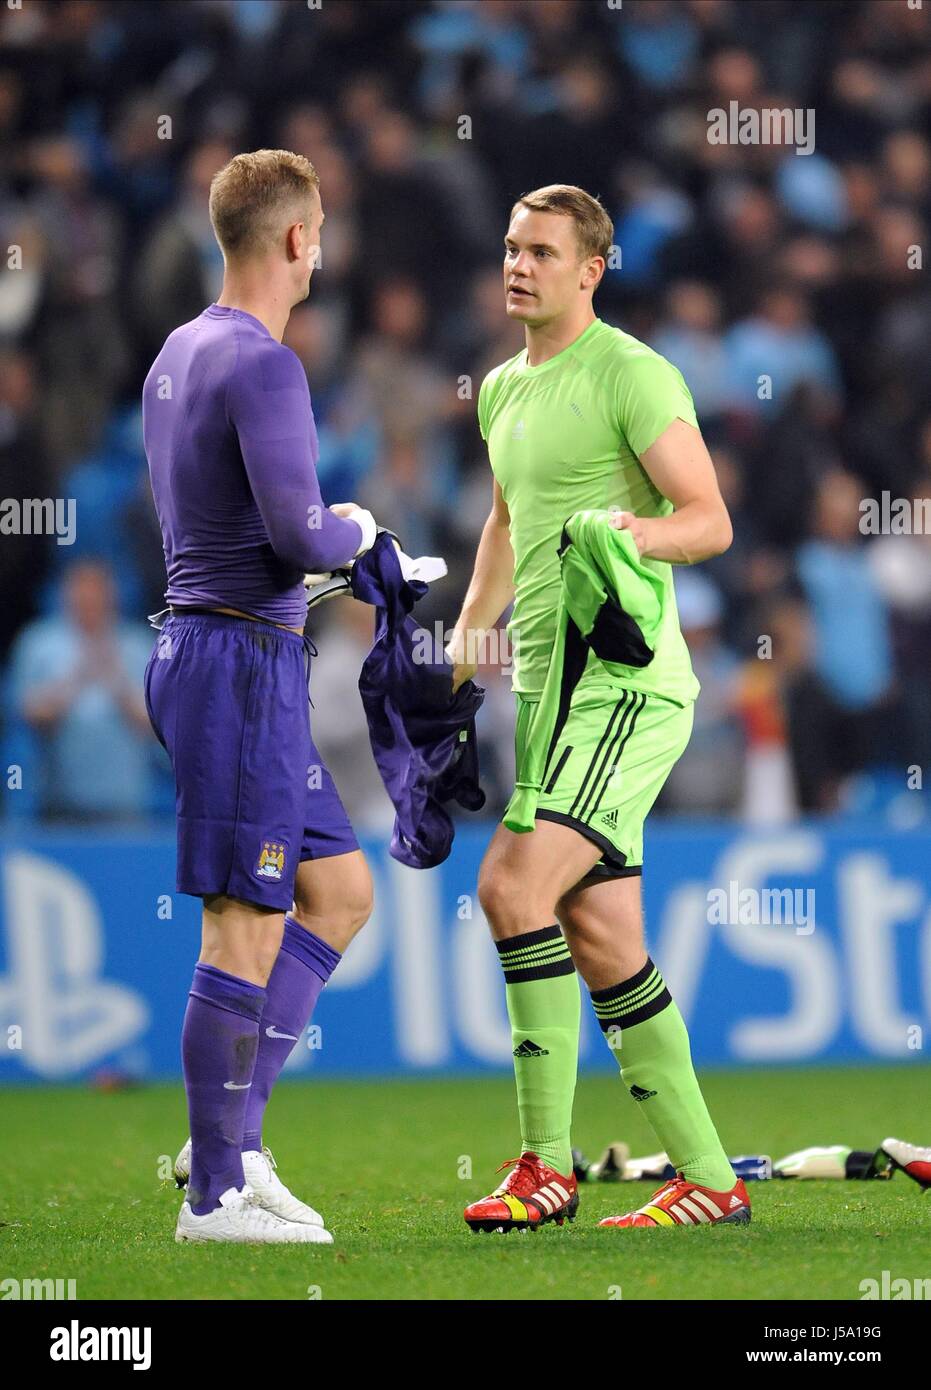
[599, 808, 619, 830]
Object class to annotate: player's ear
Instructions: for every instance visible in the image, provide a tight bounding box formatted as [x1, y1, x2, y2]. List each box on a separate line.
[285, 219, 302, 263]
[583, 256, 604, 292]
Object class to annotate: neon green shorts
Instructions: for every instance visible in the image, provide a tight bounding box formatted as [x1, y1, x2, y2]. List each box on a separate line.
[510, 676, 694, 875]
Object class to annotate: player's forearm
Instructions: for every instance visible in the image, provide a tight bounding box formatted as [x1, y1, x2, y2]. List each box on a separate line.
[638, 499, 733, 565]
[451, 515, 515, 654]
[253, 482, 367, 573]
[302, 507, 368, 571]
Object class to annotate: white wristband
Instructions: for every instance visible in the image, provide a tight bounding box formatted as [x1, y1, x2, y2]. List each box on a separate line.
[350, 507, 378, 557]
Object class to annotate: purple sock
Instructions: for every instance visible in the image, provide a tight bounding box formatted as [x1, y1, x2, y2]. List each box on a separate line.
[242, 915, 341, 1154]
[182, 963, 266, 1215]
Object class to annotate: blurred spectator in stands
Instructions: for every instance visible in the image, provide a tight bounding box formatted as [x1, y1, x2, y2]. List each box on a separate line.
[510, 54, 624, 209]
[612, 0, 699, 94]
[794, 469, 898, 808]
[442, 262, 523, 382]
[56, 404, 148, 615]
[774, 150, 847, 236]
[0, 207, 46, 345]
[306, 598, 395, 832]
[701, 442, 789, 654]
[612, 161, 694, 293]
[735, 594, 810, 824]
[742, 587, 900, 817]
[744, 380, 842, 547]
[122, 463, 170, 618]
[410, 0, 530, 121]
[96, 92, 177, 241]
[666, 185, 781, 317]
[284, 300, 372, 507]
[357, 108, 468, 305]
[132, 138, 231, 362]
[871, 205, 931, 409]
[350, 276, 458, 558]
[26, 135, 127, 470]
[9, 560, 156, 822]
[723, 283, 842, 417]
[653, 279, 728, 421]
[661, 571, 744, 815]
[880, 130, 931, 211]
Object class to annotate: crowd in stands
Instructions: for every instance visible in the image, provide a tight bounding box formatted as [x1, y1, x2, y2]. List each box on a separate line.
[1, 0, 929, 826]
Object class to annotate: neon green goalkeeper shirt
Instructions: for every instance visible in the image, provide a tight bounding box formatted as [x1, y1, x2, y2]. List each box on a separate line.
[478, 316, 701, 704]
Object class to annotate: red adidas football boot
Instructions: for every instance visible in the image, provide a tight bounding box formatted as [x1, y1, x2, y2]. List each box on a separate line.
[599, 1174, 751, 1228]
[881, 1138, 931, 1191]
[464, 1152, 579, 1233]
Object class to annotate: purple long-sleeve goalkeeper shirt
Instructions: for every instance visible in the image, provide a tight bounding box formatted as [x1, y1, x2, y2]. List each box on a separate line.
[142, 304, 362, 628]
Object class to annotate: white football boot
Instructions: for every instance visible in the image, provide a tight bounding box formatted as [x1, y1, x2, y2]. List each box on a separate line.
[242, 1147, 326, 1227]
[174, 1138, 326, 1227]
[175, 1185, 333, 1244]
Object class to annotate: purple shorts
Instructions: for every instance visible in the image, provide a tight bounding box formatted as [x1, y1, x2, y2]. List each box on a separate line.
[144, 610, 358, 910]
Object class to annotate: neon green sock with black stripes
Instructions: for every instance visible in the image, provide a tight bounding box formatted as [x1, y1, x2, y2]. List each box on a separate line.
[496, 925, 580, 1178]
[591, 957, 735, 1191]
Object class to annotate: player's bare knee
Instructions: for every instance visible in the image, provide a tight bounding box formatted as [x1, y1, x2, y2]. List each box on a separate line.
[200, 895, 284, 982]
[253, 940, 283, 983]
[558, 899, 596, 937]
[476, 865, 506, 924]
[478, 867, 542, 937]
[291, 881, 372, 945]
[337, 881, 373, 938]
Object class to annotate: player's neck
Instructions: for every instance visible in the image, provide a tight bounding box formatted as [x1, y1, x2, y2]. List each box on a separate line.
[216, 277, 292, 343]
[524, 308, 596, 367]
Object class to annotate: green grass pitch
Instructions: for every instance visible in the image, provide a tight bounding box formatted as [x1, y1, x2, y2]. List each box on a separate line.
[2, 1066, 928, 1301]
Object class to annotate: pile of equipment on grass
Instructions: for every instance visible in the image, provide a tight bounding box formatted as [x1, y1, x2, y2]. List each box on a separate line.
[571, 1137, 931, 1188]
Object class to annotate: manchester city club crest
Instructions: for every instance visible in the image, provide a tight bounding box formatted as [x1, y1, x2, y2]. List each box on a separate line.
[256, 841, 285, 881]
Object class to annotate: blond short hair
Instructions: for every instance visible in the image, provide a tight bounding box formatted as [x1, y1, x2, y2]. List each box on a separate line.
[209, 149, 320, 259]
[511, 184, 614, 262]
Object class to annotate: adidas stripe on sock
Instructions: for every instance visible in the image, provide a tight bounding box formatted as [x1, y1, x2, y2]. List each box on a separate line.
[590, 957, 671, 1032]
[496, 924, 576, 984]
